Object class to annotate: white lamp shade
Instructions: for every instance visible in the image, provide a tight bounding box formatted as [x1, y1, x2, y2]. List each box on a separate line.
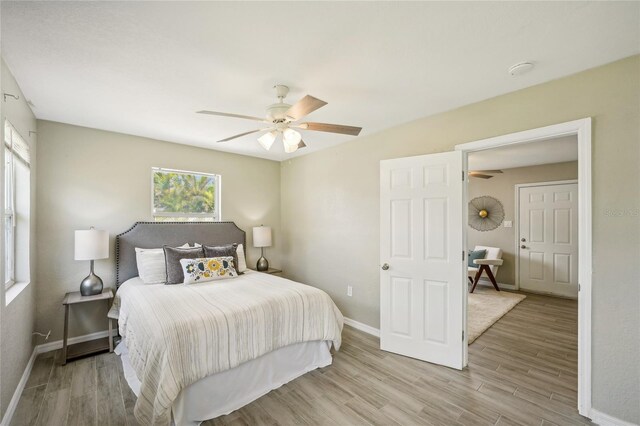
[75, 229, 109, 260]
[252, 226, 272, 248]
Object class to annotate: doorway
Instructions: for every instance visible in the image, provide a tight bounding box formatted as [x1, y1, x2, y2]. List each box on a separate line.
[456, 118, 592, 417]
[379, 118, 592, 417]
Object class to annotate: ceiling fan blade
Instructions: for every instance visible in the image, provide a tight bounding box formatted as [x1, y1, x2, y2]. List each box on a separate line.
[217, 129, 262, 142]
[471, 169, 504, 174]
[298, 140, 307, 149]
[197, 110, 266, 122]
[300, 122, 362, 136]
[469, 172, 493, 179]
[286, 95, 327, 120]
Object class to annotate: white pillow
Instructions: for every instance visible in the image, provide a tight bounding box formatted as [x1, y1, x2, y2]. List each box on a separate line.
[236, 244, 247, 273]
[135, 243, 190, 284]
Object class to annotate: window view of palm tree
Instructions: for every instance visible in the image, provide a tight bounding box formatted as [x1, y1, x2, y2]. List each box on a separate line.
[152, 168, 220, 220]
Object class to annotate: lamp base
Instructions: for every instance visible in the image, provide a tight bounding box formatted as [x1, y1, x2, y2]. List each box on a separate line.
[256, 256, 269, 272]
[80, 272, 103, 296]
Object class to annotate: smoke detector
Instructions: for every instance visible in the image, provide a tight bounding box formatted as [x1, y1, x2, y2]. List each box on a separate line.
[508, 62, 535, 76]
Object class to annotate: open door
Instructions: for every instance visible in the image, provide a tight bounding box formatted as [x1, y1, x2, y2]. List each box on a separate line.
[380, 151, 466, 369]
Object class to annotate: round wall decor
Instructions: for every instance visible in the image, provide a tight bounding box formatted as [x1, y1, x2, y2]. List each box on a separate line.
[468, 196, 505, 232]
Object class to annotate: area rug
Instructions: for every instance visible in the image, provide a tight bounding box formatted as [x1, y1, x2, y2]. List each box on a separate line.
[468, 287, 526, 344]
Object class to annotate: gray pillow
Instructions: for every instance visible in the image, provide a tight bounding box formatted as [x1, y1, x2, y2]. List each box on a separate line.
[468, 249, 487, 268]
[203, 243, 241, 274]
[163, 246, 205, 284]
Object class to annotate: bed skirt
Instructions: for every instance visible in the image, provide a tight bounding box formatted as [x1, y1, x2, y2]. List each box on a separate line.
[116, 339, 333, 426]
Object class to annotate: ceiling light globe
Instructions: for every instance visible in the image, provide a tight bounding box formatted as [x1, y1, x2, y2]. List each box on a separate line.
[283, 141, 299, 153]
[257, 131, 277, 150]
[283, 128, 302, 147]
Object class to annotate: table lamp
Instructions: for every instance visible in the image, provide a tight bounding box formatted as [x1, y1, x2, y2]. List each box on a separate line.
[252, 225, 272, 272]
[75, 227, 109, 296]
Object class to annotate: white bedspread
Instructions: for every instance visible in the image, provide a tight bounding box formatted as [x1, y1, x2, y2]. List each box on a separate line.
[113, 271, 343, 425]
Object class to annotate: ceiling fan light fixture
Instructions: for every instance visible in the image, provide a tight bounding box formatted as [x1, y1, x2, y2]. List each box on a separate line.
[257, 131, 277, 150]
[283, 141, 299, 153]
[283, 128, 302, 147]
[199, 85, 362, 153]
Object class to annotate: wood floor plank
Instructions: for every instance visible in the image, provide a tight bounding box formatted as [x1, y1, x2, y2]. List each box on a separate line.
[236, 402, 278, 425]
[46, 351, 74, 392]
[67, 394, 97, 426]
[35, 388, 70, 426]
[69, 357, 96, 398]
[380, 401, 431, 425]
[478, 382, 587, 426]
[24, 356, 54, 389]
[344, 395, 400, 426]
[12, 292, 592, 426]
[304, 394, 367, 425]
[97, 362, 127, 426]
[10, 384, 46, 426]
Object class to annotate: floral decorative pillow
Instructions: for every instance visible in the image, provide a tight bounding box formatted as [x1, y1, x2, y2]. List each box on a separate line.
[179, 256, 238, 284]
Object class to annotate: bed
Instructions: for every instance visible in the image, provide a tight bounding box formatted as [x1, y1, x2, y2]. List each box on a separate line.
[112, 222, 344, 426]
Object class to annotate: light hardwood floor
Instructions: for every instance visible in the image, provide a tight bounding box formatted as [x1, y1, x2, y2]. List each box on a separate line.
[10, 292, 590, 426]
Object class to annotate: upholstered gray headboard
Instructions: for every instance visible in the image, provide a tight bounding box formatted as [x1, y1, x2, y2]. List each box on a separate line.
[115, 221, 246, 286]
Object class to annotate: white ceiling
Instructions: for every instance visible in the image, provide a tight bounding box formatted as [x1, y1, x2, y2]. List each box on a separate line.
[2, 2, 638, 161]
[468, 135, 578, 171]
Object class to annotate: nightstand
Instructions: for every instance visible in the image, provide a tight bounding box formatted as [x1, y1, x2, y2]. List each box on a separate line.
[251, 268, 282, 275]
[62, 289, 114, 365]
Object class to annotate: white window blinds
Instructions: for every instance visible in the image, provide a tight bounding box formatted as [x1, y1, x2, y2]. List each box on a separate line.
[4, 121, 30, 165]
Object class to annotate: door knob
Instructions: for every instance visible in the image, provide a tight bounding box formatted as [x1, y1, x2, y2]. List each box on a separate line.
[521, 245, 527, 249]
[381, 263, 390, 271]
[521, 237, 526, 242]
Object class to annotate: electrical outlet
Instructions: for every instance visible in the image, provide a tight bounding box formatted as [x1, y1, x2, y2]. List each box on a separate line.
[347, 285, 353, 297]
[504, 220, 513, 228]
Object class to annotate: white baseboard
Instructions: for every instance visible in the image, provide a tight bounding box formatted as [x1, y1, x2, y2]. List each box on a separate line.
[473, 278, 516, 291]
[343, 317, 380, 337]
[590, 409, 638, 426]
[36, 329, 110, 354]
[0, 347, 37, 426]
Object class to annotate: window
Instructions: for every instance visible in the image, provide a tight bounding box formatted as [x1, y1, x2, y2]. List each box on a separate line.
[152, 167, 220, 221]
[4, 120, 31, 291]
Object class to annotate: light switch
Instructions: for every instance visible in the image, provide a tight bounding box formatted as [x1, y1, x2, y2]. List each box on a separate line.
[504, 220, 513, 228]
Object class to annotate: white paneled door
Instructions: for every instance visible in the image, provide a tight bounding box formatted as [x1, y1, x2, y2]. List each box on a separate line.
[518, 182, 578, 298]
[380, 151, 465, 370]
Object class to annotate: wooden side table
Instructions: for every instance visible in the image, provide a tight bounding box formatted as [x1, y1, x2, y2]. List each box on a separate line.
[62, 289, 114, 365]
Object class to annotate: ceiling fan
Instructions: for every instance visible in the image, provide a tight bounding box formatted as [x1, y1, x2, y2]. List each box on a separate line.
[469, 170, 504, 179]
[197, 85, 362, 154]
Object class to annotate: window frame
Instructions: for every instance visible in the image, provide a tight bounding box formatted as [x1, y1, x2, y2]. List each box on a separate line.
[150, 167, 221, 222]
[4, 148, 15, 290]
[4, 121, 30, 291]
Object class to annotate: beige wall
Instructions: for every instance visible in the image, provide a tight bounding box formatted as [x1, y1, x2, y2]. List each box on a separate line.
[35, 121, 282, 343]
[280, 56, 640, 422]
[468, 161, 578, 285]
[0, 59, 37, 417]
